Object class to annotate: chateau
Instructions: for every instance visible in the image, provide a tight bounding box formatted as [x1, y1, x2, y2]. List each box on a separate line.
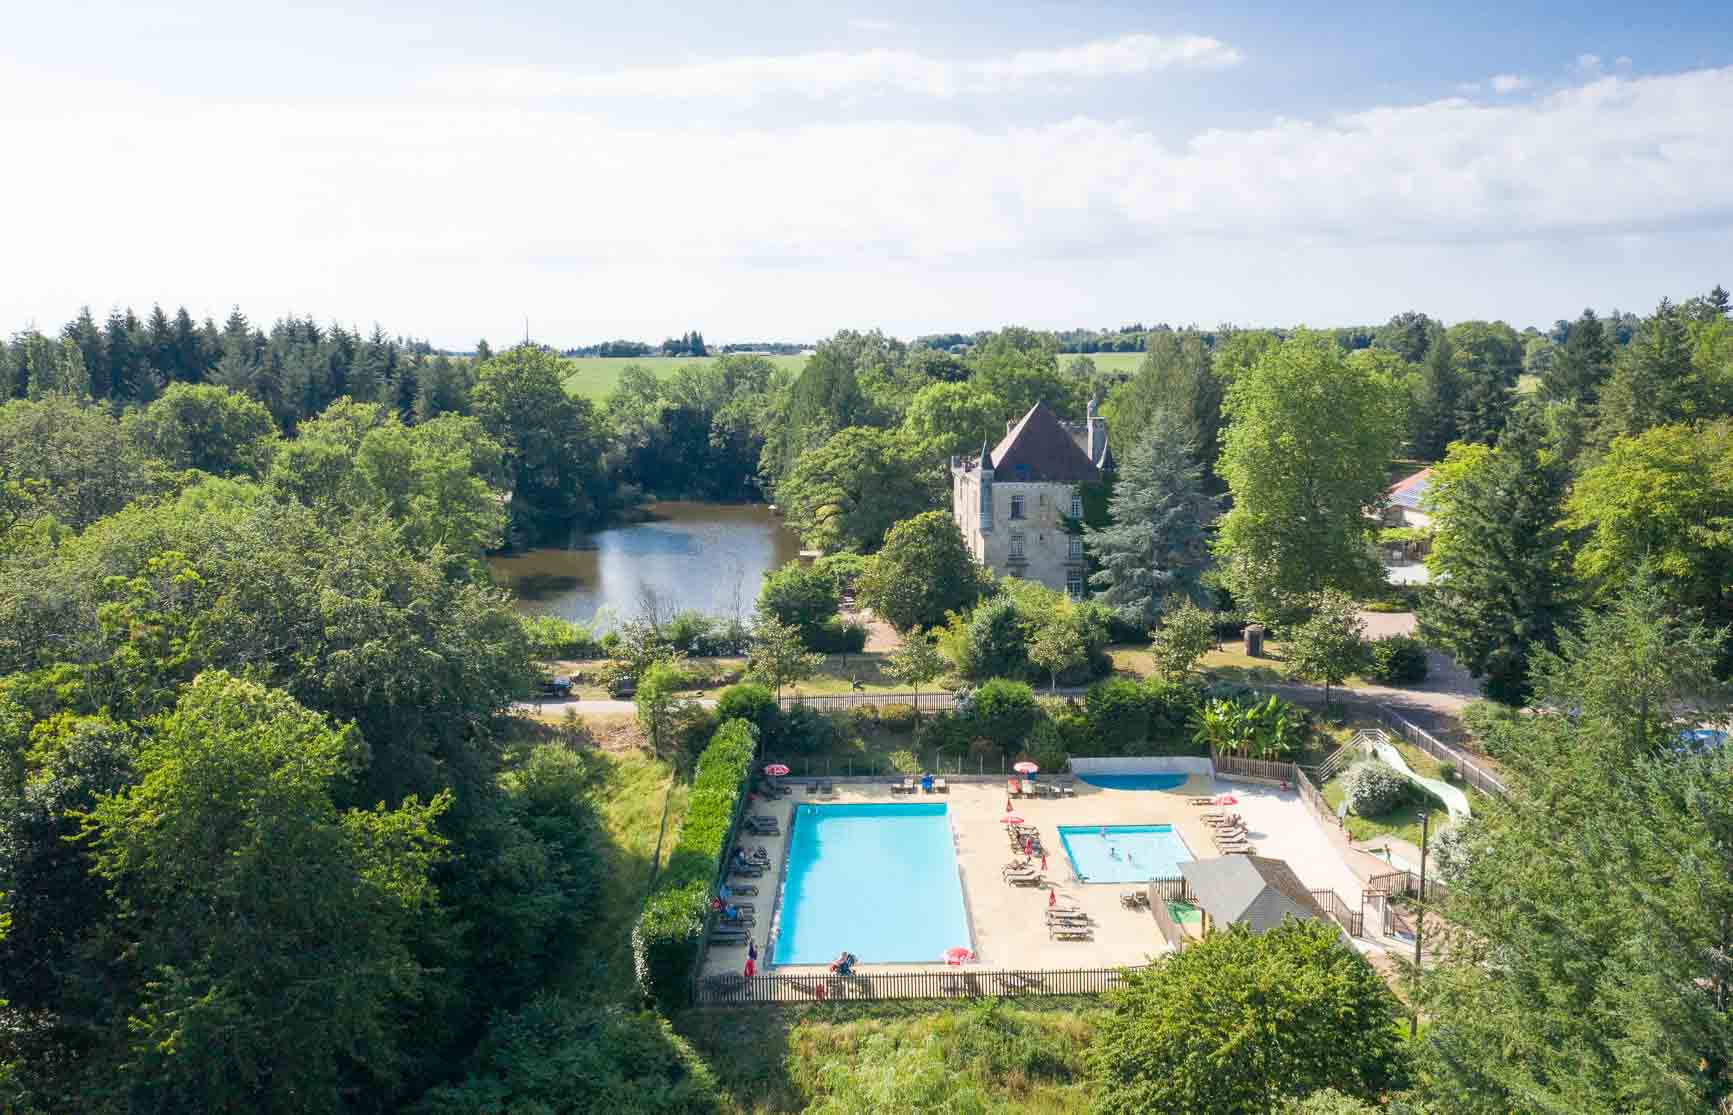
[949, 400, 1112, 595]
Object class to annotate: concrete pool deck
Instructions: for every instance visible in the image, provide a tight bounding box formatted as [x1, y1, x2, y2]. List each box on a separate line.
[699, 772, 1375, 981]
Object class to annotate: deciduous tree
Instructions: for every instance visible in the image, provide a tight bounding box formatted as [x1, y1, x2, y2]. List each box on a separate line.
[1282, 590, 1367, 706]
[857, 511, 985, 631]
[776, 427, 936, 554]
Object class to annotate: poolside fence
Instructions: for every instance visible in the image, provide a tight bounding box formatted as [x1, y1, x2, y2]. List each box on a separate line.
[1211, 753, 1300, 783]
[754, 750, 1025, 778]
[1310, 888, 1366, 937]
[691, 964, 1148, 1006]
[1375, 705, 1506, 798]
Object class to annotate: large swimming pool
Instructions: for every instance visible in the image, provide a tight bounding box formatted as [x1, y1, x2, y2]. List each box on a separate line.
[772, 802, 972, 966]
[1075, 772, 1188, 791]
[1059, 824, 1195, 884]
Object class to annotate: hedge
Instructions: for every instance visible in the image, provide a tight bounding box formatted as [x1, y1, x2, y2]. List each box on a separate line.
[632, 718, 757, 1012]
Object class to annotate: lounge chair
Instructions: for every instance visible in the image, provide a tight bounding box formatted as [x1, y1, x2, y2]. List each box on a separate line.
[708, 931, 749, 946]
[1213, 840, 1253, 853]
[725, 885, 758, 897]
[1049, 926, 1093, 940]
[898, 777, 915, 795]
[1021, 779, 1035, 796]
[818, 781, 834, 795]
[1058, 781, 1076, 797]
[1046, 913, 1091, 927]
[1189, 796, 1217, 806]
[729, 865, 765, 879]
[1007, 873, 1045, 887]
[1120, 891, 1150, 908]
[1007, 777, 1022, 797]
[934, 778, 948, 794]
[1002, 867, 1038, 881]
[1221, 844, 1257, 856]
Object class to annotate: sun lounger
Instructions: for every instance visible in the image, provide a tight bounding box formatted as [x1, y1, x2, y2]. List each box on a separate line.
[1221, 845, 1256, 856]
[1046, 913, 1091, 926]
[1049, 926, 1093, 940]
[729, 865, 765, 878]
[1189, 796, 1217, 806]
[1120, 891, 1150, 908]
[708, 932, 749, 946]
[1214, 840, 1253, 853]
[935, 778, 948, 793]
[819, 781, 834, 795]
[1059, 781, 1075, 797]
[900, 777, 915, 794]
[1007, 873, 1045, 887]
[725, 885, 758, 897]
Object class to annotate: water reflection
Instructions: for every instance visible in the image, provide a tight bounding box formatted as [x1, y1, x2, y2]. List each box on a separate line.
[489, 502, 801, 628]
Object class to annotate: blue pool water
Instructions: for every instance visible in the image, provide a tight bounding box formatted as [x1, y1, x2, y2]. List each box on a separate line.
[773, 803, 972, 966]
[1075, 772, 1188, 791]
[1059, 825, 1195, 884]
[1676, 728, 1728, 754]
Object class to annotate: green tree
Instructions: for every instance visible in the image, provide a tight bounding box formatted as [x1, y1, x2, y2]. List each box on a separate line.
[472, 344, 609, 546]
[1410, 330, 1461, 460]
[747, 616, 822, 701]
[1215, 332, 1405, 622]
[1418, 581, 1730, 1114]
[1085, 408, 1215, 626]
[1090, 919, 1405, 1115]
[1565, 421, 1733, 665]
[635, 660, 690, 761]
[1445, 320, 1523, 446]
[1282, 590, 1368, 706]
[756, 561, 841, 645]
[124, 383, 279, 477]
[80, 674, 449, 1114]
[776, 427, 936, 553]
[1150, 599, 1216, 683]
[1539, 308, 1613, 409]
[1597, 298, 1701, 442]
[967, 678, 1038, 755]
[1420, 408, 1573, 704]
[857, 511, 985, 631]
[898, 380, 1006, 460]
[1085, 676, 1150, 752]
[1029, 613, 1089, 694]
[1105, 331, 1223, 477]
[968, 327, 1076, 418]
[884, 628, 947, 702]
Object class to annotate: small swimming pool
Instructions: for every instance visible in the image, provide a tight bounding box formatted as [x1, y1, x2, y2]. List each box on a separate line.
[1059, 824, 1195, 884]
[1074, 772, 1188, 792]
[773, 803, 971, 966]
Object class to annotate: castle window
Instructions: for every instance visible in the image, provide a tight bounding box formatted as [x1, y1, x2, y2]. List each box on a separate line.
[1009, 495, 1026, 520]
[1067, 575, 1084, 598]
[1009, 534, 1026, 560]
[1068, 536, 1084, 560]
[1070, 494, 1083, 518]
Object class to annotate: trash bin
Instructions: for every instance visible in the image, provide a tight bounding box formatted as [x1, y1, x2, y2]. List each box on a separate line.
[1244, 624, 1265, 658]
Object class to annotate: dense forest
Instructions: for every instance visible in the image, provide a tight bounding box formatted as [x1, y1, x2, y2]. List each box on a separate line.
[3, 284, 1732, 1112]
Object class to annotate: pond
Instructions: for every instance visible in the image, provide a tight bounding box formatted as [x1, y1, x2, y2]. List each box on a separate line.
[488, 502, 802, 628]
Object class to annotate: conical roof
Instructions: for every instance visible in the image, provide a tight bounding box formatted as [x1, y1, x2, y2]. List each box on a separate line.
[988, 402, 1101, 485]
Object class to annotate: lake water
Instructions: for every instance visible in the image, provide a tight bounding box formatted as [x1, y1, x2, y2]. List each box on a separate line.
[488, 502, 802, 628]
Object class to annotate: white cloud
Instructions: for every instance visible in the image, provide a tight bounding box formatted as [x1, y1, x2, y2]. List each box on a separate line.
[1578, 53, 1603, 69]
[1616, 56, 1633, 67]
[1456, 81, 1481, 93]
[424, 33, 1243, 100]
[3, 64, 1730, 342]
[1490, 73, 1528, 93]
[848, 17, 899, 33]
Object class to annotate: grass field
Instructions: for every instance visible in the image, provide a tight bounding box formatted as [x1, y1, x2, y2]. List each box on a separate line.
[561, 354, 809, 400]
[1061, 351, 1143, 376]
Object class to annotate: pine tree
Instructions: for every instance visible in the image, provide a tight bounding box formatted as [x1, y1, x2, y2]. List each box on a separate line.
[1597, 298, 1698, 440]
[172, 307, 205, 383]
[1412, 332, 1461, 459]
[62, 307, 109, 399]
[1538, 307, 1612, 408]
[1419, 405, 1573, 704]
[474, 338, 493, 362]
[1084, 407, 1215, 626]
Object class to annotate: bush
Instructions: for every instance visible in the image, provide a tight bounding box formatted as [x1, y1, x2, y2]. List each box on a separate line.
[849, 704, 881, 731]
[662, 611, 717, 655]
[778, 704, 839, 755]
[1085, 677, 1150, 755]
[1462, 698, 1522, 756]
[961, 597, 1028, 680]
[1341, 760, 1410, 818]
[715, 683, 779, 746]
[808, 617, 868, 654]
[521, 614, 603, 660]
[886, 749, 921, 775]
[631, 719, 757, 1011]
[878, 703, 918, 733]
[1365, 635, 1429, 685]
[1439, 761, 1458, 783]
[756, 563, 840, 638]
[967, 679, 1039, 754]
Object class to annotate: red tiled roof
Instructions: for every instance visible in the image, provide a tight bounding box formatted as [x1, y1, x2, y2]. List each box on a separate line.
[988, 402, 1101, 485]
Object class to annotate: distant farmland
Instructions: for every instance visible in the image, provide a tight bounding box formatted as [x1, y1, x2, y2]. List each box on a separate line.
[560, 354, 808, 399]
[557, 350, 1144, 399]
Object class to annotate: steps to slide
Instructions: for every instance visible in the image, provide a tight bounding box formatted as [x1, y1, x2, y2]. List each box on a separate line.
[1360, 732, 1471, 820]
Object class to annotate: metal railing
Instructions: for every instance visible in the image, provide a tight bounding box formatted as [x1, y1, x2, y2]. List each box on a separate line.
[1293, 764, 1343, 831]
[778, 691, 957, 712]
[691, 964, 1147, 1005]
[755, 751, 1022, 778]
[1375, 706, 1506, 798]
[1367, 868, 1449, 904]
[1310, 888, 1365, 937]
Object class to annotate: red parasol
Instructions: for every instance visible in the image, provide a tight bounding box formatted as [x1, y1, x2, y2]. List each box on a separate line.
[1013, 761, 1040, 774]
[763, 763, 790, 777]
[943, 947, 975, 965]
[999, 814, 1025, 825]
[1212, 793, 1238, 806]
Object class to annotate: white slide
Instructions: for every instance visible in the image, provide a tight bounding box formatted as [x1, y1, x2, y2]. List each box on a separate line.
[1365, 737, 1472, 820]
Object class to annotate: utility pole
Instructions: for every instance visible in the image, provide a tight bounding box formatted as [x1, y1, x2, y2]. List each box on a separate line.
[1410, 809, 1431, 1039]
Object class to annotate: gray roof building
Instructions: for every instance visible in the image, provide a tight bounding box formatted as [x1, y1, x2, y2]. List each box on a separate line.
[1178, 856, 1328, 935]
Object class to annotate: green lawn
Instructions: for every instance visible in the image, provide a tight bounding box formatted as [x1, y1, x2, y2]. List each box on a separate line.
[561, 354, 809, 400]
[1322, 736, 1477, 849]
[1062, 351, 1143, 376]
[677, 998, 1102, 1114]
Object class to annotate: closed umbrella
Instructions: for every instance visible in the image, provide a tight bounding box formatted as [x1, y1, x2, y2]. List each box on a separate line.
[999, 814, 1025, 825]
[763, 763, 790, 776]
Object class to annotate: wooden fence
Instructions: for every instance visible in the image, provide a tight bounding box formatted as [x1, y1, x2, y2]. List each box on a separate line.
[778, 691, 957, 712]
[1211, 753, 1298, 783]
[692, 964, 1147, 1005]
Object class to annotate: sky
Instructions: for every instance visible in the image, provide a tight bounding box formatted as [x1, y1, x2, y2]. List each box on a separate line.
[5, 1, 1732, 349]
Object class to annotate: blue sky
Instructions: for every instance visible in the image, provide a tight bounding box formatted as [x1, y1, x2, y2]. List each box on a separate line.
[5, 1, 1731, 347]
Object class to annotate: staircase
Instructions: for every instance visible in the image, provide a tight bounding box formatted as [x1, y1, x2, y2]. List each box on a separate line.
[1313, 729, 1385, 782]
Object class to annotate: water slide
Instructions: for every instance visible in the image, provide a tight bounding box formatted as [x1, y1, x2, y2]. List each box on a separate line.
[1362, 734, 1471, 820]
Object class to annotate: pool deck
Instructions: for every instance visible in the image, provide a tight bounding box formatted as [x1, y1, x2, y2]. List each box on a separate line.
[700, 773, 1376, 982]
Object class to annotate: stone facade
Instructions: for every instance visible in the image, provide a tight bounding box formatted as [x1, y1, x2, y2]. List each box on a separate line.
[949, 400, 1110, 595]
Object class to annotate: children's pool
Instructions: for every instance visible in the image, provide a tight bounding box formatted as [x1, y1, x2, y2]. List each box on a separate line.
[772, 803, 972, 966]
[1059, 824, 1195, 884]
[1074, 772, 1188, 791]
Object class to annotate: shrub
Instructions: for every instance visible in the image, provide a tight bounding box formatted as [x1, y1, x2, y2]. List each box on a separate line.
[1365, 635, 1429, 685]
[808, 617, 868, 654]
[1462, 698, 1522, 756]
[714, 683, 779, 742]
[779, 704, 839, 755]
[521, 614, 604, 660]
[756, 563, 840, 639]
[662, 611, 718, 655]
[886, 748, 921, 775]
[1439, 760, 1458, 783]
[631, 719, 756, 1011]
[967, 679, 1039, 754]
[1341, 760, 1409, 818]
[1085, 677, 1151, 755]
[849, 704, 881, 731]
[877, 703, 918, 733]
[961, 597, 1029, 680]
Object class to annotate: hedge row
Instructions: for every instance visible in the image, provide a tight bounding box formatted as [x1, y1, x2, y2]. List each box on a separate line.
[631, 717, 758, 1012]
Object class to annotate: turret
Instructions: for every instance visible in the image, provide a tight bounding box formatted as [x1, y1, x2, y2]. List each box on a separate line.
[977, 439, 993, 534]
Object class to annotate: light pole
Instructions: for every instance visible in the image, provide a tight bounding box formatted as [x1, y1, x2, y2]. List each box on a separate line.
[1410, 809, 1431, 1039]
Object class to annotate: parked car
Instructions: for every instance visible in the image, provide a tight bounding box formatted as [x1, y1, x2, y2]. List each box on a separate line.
[606, 675, 637, 699]
[538, 675, 573, 698]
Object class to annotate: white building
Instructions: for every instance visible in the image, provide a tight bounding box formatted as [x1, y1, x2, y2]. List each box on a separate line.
[949, 400, 1111, 595]
[1380, 467, 1434, 585]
